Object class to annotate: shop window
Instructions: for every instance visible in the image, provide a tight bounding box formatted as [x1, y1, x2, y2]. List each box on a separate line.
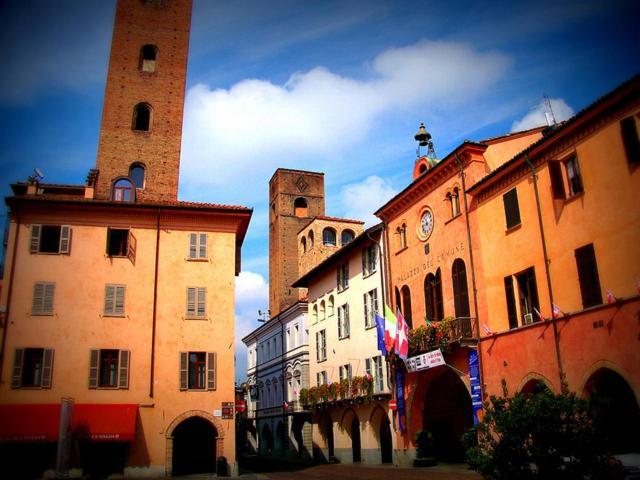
[29, 225, 71, 254]
[186, 287, 206, 318]
[502, 188, 521, 229]
[32, 282, 55, 315]
[323, 228, 337, 246]
[620, 116, 640, 165]
[104, 284, 126, 316]
[139, 44, 158, 72]
[188, 233, 208, 260]
[11, 348, 54, 389]
[179, 351, 217, 391]
[575, 243, 603, 308]
[341, 229, 354, 246]
[88, 349, 130, 389]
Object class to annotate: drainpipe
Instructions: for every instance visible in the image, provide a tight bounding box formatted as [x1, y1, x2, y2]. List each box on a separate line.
[149, 209, 160, 397]
[0, 210, 20, 383]
[278, 314, 286, 455]
[524, 154, 565, 387]
[454, 153, 486, 401]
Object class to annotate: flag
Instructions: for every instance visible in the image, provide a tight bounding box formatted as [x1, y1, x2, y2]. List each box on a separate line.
[396, 308, 409, 361]
[375, 313, 387, 356]
[384, 304, 398, 353]
[606, 288, 616, 304]
[552, 303, 563, 319]
[533, 307, 545, 322]
[283, 401, 289, 409]
[481, 323, 493, 336]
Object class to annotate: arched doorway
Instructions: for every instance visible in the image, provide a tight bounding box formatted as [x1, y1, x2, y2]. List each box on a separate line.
[172, 416, 217, 476]
[521, 378, 551, 397]
[350, 417, 361, 463]
[261, 423, 273, 456]
[584, 368, 640, 453]
[423, 368, 473, 462]
[275, 421, 285, 456]
[380, 417, 392, 464]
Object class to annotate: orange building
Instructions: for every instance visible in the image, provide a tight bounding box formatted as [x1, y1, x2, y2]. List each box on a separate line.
[0, 0, 251, 477]
[468, 76, 640, 453]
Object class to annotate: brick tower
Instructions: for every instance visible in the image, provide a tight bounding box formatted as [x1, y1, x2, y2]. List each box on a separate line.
[269, 169, 325, 315]
[94, 0, 192, 202]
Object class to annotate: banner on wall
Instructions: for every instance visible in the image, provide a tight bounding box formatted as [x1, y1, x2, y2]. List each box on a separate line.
[468, 350, 483, 425]
[395, 368, 406, 432]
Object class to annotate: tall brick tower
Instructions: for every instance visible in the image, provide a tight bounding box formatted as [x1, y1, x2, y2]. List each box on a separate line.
[94, 0, 192, 202]
[269, 169, 325, 315]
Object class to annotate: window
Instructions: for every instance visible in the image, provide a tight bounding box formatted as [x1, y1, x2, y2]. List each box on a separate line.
[401, 285, 413, 328]
[294, 197, 308, 217]
[338, 303, 350, 339]
[188, 233, 208, 260]
[301, 236, 307, 254]
[132, 103, 152, 131]
[316, 370, 328, 387]
[363, 288, 379, 328]
[341, 229, 354, 246]
[323, 228, 337, 246]
[366, 356, 384, 393]
[514, 267, 540, 325]
[339, 364, 352, 382]
[112, 178, 135, 202]
[564, 155, 584, 196]
[451, 187, 461, 217]
[548, 161, 566, 199]
[328, 295, 334, 316]
[337, 262, 349, 291]
[312, 304, 318, 324]
[362, 244, 377, 276]
[104, 284, 125, 316]
[309, 230, 314, 249]
[139, 44, 158, 72]
[395, 287, 401, 314]
[397, 223, 407, 250]
[316, 330, 326, 362]
[32, 282, 55, 315]
[504, 276, 518, 329]
[424, 269, 444, 322]
[129, 163, 145, 189]
[503, 188, 521, 229]
[452, 259, 470, 319]
[186, 287, 206, 318]
[29, 225, 71, 254]
[106, 228, 136, 264]
[88, 349, 130, 389]
[320, 300, 326, 321]
[11, 348, 54, 389]
[180, 351, 217, 391]
[621, 116, 640, 165]
[575, 243, 602, 308]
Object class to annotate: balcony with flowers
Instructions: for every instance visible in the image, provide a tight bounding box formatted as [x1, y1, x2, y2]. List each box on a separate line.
[408, 316, 477, 356]
[298, 374, 391, 410]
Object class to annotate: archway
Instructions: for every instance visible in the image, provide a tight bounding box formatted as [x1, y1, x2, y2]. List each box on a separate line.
[172, 416, 217, 476]
[423, 368, 473, 462]
[350, 417, 361, 463]
[320, 415, 334, 461]
[275, 421, 285, 456]
[380, 416, 392, 464]
[520, 378, 551, 397]
[261, 423, 273, 456]
[584, 368, 640, 453]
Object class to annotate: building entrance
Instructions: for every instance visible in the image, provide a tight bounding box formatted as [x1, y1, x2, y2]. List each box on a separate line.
[172, 416, 217, 476]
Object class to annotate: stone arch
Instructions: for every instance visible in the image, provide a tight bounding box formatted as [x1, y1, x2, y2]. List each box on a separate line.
[339, 407, 360, 430]
[165, 410, 225, 477]
[579, 360, 639, 405]
[517, 371, 555, 395]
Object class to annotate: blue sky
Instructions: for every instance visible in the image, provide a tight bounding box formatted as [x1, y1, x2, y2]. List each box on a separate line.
[0, 0, 638, 382]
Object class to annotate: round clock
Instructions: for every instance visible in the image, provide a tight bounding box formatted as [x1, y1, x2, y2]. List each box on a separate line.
[418, 207, 434, 241]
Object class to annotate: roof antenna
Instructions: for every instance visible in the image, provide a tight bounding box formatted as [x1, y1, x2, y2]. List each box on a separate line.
[29, 167, 45, 183]
[543, 95, 557, 126]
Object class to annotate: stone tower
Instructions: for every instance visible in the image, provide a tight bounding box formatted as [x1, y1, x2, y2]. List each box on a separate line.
[94, 0, 192, 202]
[269, 169, 325, 315]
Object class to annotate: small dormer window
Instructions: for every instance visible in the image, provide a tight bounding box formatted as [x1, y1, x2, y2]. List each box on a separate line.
[112, 178, 135, 202]
[139, 45, 158, 72]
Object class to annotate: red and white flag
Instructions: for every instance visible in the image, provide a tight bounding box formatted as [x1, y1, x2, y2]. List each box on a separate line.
[396, 308, 409, 361]
[606, 288, 616, 304]
[533, 307, 545, 322]
[481, 322, 493, 336]
[552, 303, 563, 319]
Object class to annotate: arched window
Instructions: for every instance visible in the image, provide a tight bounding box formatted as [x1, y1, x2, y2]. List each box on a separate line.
[452, 187, 461, 217]
[394, 287, 401, 314]
[132, 103, 152, 131]
[452, 259, 470, 319]
[112, 178, 135, 202]
[397, 223, 407, 250]
[323, 228, 337, 247]
[327, 296, 334, 316]
[139, 44, 158, 72]
[301, 237, 307, 254]
[419, 163, 428, 174]
[294, 197, 308, 217]
[320, 300, 326, 320]
[341, 229, 354, 246]
[129, 163, 145, 189]
[424, 268, 444, 322]
[308, 230, 314, 249]
[401, 285, 413, 328]
[312, 304, 318, 323]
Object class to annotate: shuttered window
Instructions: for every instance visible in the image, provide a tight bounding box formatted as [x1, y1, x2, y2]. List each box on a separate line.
[401, 285, 413, 327]
[548, 161, 566, 199]
[186, 287, 206, 318]
[575, 243, 603, 308]
[338, 304, 350, 339]
[515, 267, 540, 323]
[503, 188, 521, 229]
[32, 282, 55, 315]
[316, 330, 326, 362]
[88, 349, 130, 389]
[452, 259, 470, 319]
[29, 225, 71, 254]
[11, 348, 54, 389]
[337, 262, 349, 291]
[104, 284, 126, 316]
[188, 233, 208, 260]
[504, 276, 518, 329]
[621, 116, 640, 165]
[564, 155, 584, 196]
[179, 351, 216, 391]
[424, 269, 444, 322]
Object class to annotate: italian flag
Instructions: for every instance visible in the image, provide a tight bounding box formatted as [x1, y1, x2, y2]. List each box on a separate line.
[384, 304, 398, 353]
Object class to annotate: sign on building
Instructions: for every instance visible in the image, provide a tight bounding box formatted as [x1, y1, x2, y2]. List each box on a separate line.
[405, 348, 445, 373]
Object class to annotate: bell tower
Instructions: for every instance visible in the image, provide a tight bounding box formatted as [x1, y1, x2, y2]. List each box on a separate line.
[269, 169, 325, 315]
[94, 0, 193, 202]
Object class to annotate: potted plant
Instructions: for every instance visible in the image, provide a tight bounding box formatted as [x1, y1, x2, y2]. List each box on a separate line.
[329, 382, 341, 401]
[299, 388, 309, 407]
[339, 379, 349, 400]
[318, 383, 330, 404]
[414, 430, 436, 467]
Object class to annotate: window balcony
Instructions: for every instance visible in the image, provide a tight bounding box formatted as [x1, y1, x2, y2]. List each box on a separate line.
[408, 316, 477, 356]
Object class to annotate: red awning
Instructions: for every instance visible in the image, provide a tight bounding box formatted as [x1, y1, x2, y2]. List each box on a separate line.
[0, 404, 137, 442]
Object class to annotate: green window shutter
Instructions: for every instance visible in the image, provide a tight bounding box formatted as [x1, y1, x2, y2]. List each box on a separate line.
[30, 225, 41, 253]
[207, 352, 217, 390]
[59, 226, 71, 254]
[12, 349, 24, 389]
[42, 349, 54, 388]
[118, 350, 130, 389]
[199, 233, 207, 259]
[189, 233, 197, 259]
[179, 352, 188, 390]
[88, 349, 99, 389]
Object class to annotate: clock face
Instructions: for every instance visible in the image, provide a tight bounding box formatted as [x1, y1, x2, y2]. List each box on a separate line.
[419, 208, 434, 240]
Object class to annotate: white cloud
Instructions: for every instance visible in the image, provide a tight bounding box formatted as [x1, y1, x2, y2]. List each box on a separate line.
[510, 98, 575, 132]
[340, 176, 397, 226]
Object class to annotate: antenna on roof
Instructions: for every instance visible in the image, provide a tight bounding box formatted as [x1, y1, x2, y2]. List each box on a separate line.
[28, 167, 45, 184]
[543, 95, 557, 126]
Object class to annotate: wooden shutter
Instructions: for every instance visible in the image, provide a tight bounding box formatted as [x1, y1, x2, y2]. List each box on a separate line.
[199, 233, 207, 259]
[127, 231, 137, 265]
[372, 289, 378, 316]
[207, 352, 217, 390]
[363, 293, 369, 327]
[115, 286, 125, 315]
[32, 283, 44, 314]
[336, 268, 341, 290]
[59, 226, 71, 254]
[621, 116, 640, 165]
[548, 162, 566, 199]
[525, 268, 540, 317]
[179, 352, 188, 390]
[452, 260, 470, 319]
[344, 263, 349, 288]
[118, 350, 130, 389]
[575, 244, 603, 308]
[88, 349, 99, 389]
[41, 349, 54, 388]
[43, 283, 55, 314]
[11, 349, 24, 389]
[315, 333, 320, 361]
[345, 304, 350, 337]
[186, 287, 196, 316]
[503, 188, 521, 229]
[189, 233, 197, 259]
[365, 358, 371, 376]
[504, 276, 518, 329]
[30, 225, 41, 253]
[104, 285, 115, 315]
[362, 249, 367, 276]
[435, 270, 443, 321]
[197, 288, 206, 317]
[337, 307, 342, 338]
